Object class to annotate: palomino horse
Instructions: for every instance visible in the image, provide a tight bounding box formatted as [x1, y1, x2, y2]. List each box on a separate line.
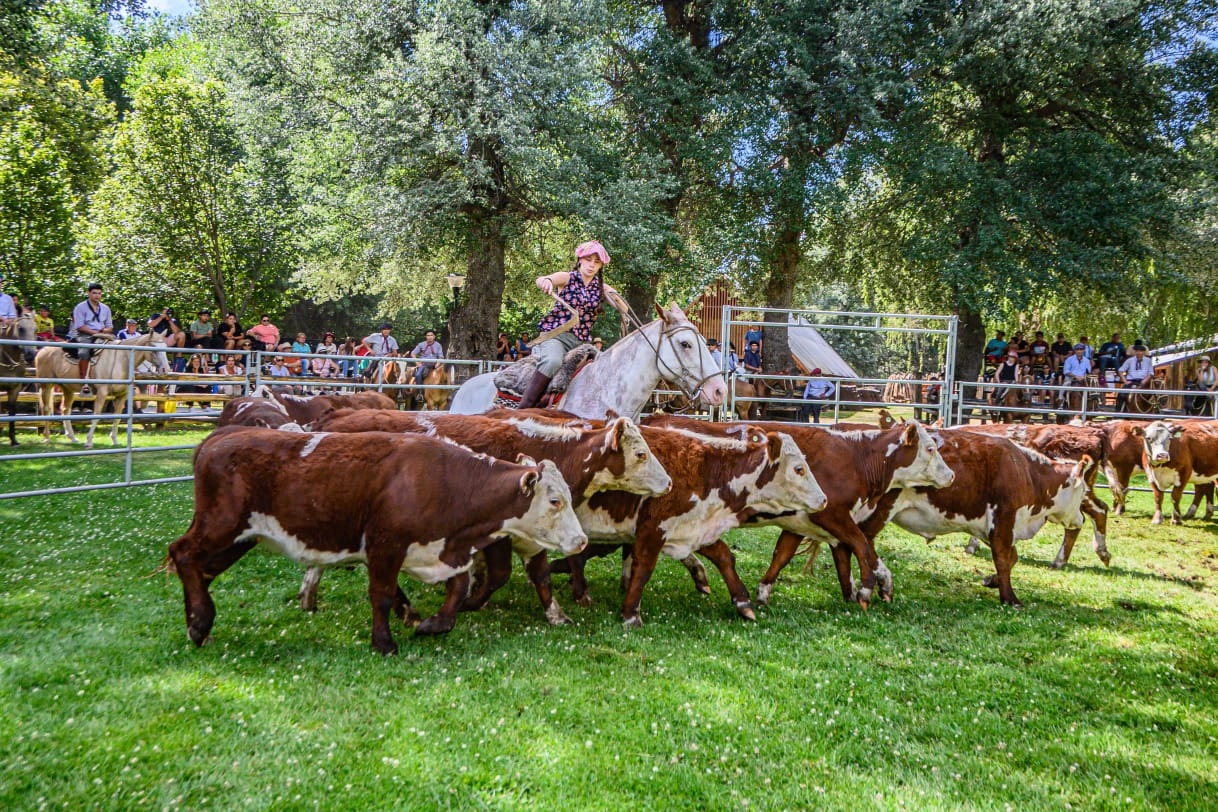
[1, 313, 37, 445]
[419, 363, 453, 411]
[34, 332, 166, 447]
[450, 302, 727, 419]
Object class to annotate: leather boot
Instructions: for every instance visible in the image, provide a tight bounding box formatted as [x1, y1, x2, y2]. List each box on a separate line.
[518, 371, 553, 410]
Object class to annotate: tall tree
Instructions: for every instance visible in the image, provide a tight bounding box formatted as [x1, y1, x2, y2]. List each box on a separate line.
[85, 73, 294, 318]
[202, 0, 634, 359]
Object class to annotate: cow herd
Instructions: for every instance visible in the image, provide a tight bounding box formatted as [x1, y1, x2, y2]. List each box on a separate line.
[166, 388, 1213, 654]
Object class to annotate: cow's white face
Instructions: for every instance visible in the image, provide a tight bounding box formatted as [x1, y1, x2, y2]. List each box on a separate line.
[891, 423, 956, 489]
[1049, 461, 1091, 530]
[500, 460, 588, 555]
[1142, 421, 1181, 466]
[750, 433, 827, 514]
[588, 417, 672, 497]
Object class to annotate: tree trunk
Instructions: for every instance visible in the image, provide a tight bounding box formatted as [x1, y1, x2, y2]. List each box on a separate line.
[761, 219, 801, 376]
[955, 303, 986, 384]
[622, 275, 659, 333]
[449, 215, 506, 363]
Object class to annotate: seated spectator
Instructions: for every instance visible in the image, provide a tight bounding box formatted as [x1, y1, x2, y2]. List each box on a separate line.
[983, 330, 1007, 364]
[277, 342, 304, 376]
[149, 309, 184, 348]
[177, 353, 213, 406]
[312, 332, 341, 378]
[1096, 333, 1126, 382]
[1050, 332, 1072, 382]
[516, 331, 532, 359]
[291, 332, 312, 377]
[34, 305, 57, 341]
[216, 354, 246, 397]
[247, 314, 280, 352]
[218, 312, 245, 350]
[338, 336, 358, 378]
[116, 318, 142, 340]
[1028, 331, 1051, 368]
[496, 332, 511, 361]
[267, 354, 295, 392]
[188, 309, 221, 351]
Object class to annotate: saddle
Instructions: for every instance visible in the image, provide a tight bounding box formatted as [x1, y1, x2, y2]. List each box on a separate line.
[492, 344, 599, 409]
[61, 333, 116, 361]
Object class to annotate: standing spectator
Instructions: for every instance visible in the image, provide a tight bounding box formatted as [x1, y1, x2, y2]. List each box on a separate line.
[247, 315, 280, 352]
[744, 325, 764, 354]
[291, 332, 312, 377]
[34, 305, 57, 341]
[218, 312, 244, 350]
[68, 282, 113, 388]
[799, 368, 836, 424]
[117, 318, 142, 340]
[409, 329, 444, 386]
[1116, 341, 1153, 411]
[1096, 333, 1126, 385]
[516, 331, 532, 359]
[727, 342, 739, 376]
[1194, 356, 1218, 416]
[742, 340, 762, 381]
[591, 337, 604, 352]
[189, 309, 219, 351]
[495, 332, 511, 361]
[1050, 332, 1072, 382]
[0, 274, 18, 326]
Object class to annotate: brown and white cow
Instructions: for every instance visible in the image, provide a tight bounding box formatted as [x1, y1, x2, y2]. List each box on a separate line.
[860, 431, 1094, 606]
[552, 424, 827, 627]
[167, 426, 587, 654]
[217, 387, 396, 429]
[305, 409, 672, 622]
[1139, 420, 1218, 525]
[642, 415, 956, 609]
[952, 422, 1110, 568]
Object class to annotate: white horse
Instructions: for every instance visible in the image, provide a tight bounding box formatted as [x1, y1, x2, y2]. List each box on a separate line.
[34, 332, 167, 448]
[450, 303, 727, 418]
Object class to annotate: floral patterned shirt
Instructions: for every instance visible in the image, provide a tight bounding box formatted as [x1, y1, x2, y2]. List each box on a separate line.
[538, 271, 602, 343]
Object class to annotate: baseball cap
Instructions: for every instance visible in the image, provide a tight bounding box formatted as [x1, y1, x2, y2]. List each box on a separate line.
[126, 318, 138, 324]
[811, 367, 822, 375]
[1073, 343, 1086, 350]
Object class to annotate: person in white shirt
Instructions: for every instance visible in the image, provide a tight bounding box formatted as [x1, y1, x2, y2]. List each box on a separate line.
[116, 318, 142, 340]
[799, 368, 836, 423]
[0, 274, 18, 326]
[1116, 341, 1153, 412]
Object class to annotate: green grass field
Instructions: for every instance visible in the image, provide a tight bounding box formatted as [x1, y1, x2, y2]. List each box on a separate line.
[2, 443, 1217, 810]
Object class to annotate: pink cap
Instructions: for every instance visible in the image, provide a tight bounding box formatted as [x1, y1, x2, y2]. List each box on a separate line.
[575, 240, 610, 265]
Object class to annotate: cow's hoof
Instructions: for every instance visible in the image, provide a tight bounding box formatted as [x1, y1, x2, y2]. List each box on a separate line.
[736, 601, 756, 621]
[756, 583, 773, 606]
[1151, 515, 1163, 525]
[981, 575, 999, 588]
[414, 615, 455, 636]
[187, 628, 212, 647]
[573, 593, 593, 608]
[857, 587, 873, 606]
[545, 602, 573, 626]
[1099, 551, 1112, 567]
[695, 583, 712, 596]
[1170, 517, 1182, 526]
[1002, 599, 1025, 609]
[1051, 558, 1066, 570]
[621, 615, 643, 629]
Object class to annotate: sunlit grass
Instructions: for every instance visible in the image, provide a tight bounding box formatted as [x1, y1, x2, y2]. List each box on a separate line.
[1, 471, 1215, 809]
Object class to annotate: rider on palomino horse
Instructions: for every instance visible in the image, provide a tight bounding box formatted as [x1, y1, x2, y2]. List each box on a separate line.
[518, 240, 627, 410]
[68, 282, 114, 392]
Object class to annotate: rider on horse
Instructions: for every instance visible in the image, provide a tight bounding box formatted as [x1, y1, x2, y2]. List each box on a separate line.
[68, 282, 114, 390]
[518, 240, 626, 410]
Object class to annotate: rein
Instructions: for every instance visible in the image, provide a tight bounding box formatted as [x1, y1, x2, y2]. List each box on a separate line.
[609, 295, 718, 402]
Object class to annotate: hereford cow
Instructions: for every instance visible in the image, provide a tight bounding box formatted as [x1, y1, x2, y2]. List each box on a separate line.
[1139, 420, 1218, 525]
[952, 422, 1111, 568]
[552, 424, 827, 627]
[644, 416, 955, 609]
[859, 431, 1094, 606]
[304, 409, 673, 622]
[167, 426, 587, 654]
[217, 387, 396, 429]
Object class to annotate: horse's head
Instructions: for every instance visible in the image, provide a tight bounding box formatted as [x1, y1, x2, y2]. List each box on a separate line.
[653, 302, 727, 406]
[7, 313, 38, 363]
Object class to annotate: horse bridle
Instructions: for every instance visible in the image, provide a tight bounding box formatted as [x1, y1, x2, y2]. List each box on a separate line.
[609, 295, 720, 402]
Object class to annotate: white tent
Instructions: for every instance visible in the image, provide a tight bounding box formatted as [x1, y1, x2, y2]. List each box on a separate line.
[787, 315, 857, 379]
